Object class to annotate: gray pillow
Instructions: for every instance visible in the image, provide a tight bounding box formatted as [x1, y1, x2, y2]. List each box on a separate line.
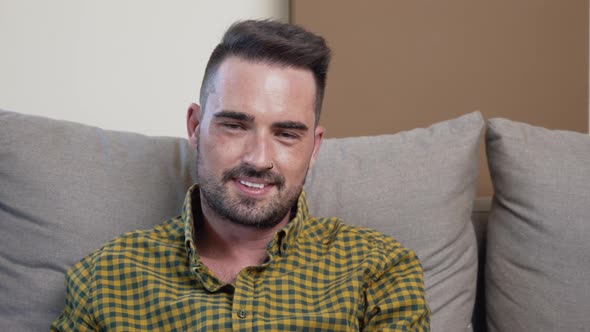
[0, 109, 483, 331]
[305, 111, 484, 332]
[485, 118, 590, 331]
[0, 109, 197, 331]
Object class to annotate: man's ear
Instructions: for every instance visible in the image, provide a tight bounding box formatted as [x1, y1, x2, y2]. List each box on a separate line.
[308, 125, 325, 170]
[186, 103, 201, 149]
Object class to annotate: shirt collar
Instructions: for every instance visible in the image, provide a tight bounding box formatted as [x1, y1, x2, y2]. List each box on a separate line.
[183, 184, 311, 269]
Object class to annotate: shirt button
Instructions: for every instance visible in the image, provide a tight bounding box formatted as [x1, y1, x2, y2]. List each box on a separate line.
[237, 309, 247, 319]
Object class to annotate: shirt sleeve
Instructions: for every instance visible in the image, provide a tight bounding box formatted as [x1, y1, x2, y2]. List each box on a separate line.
[362, 246, 431, 332]
[51, 254, 99, 332]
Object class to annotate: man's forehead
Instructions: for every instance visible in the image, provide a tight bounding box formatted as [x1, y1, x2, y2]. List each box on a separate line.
[206, 57, 316, 121]
[214, 57, 315, 91]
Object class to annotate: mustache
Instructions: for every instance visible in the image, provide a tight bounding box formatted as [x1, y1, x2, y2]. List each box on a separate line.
[222, 163, 285, 190]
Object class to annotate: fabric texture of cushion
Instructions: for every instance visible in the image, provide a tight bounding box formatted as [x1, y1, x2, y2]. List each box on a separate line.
[305, 111, 484, 332]
[0, 109, 197, 331]
[0, 109, 483, 331]
[485, 118, 590, 331]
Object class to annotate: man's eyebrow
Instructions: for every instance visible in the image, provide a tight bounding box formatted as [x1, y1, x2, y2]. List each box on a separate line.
[213, 110, 254, 122]
[272, 121, 309, 132]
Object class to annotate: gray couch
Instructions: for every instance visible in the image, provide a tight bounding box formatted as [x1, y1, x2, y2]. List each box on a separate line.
[1, 109, 589, 332]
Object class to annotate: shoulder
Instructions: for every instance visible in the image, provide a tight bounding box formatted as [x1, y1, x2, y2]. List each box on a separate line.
[306, 216, 407, 247]
[103, 216, 184, 250]
[67, 217, 185, 276]
[304, 217, 418, 267]
[97, 216, 185, 255]
[317, 220, 426, 293]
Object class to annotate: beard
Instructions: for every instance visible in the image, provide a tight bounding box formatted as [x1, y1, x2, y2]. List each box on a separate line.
[196, 152, 305, 229]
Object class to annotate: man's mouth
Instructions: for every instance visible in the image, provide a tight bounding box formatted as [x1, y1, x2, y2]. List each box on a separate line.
[239, 179, 266, 189]
[222, 163, 285, 192]
[234, 178, 275, 196]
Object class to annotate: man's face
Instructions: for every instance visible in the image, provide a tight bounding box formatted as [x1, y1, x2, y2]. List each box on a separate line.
[189, 57, 323, 229]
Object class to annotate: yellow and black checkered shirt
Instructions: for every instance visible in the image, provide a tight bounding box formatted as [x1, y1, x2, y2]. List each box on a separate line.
[52, 185, 430, 331]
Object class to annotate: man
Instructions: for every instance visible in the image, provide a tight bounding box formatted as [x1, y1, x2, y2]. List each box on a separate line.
[52, 20, 430, 331]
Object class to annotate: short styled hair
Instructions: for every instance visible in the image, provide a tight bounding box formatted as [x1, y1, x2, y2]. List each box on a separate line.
[199, 19, 331, 124]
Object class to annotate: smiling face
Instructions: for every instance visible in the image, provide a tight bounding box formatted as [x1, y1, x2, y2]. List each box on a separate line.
[187, 57, 324, 229]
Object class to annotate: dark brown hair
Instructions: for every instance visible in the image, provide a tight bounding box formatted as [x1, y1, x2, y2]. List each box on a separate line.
[199, 20, 331, 124]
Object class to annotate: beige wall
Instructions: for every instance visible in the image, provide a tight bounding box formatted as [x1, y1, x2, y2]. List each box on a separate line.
[0, 0, 289, 137]
[292, 0, 589, 196]
[2, 1, 586, 194]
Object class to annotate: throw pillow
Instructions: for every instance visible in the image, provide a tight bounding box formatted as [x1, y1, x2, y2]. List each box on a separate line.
[306, 111, 484, 332]
[485, 118, 590, 331]
[0, 109, 196, 331]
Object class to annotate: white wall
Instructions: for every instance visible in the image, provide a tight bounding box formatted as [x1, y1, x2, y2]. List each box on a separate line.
[0, 0, 289, 137]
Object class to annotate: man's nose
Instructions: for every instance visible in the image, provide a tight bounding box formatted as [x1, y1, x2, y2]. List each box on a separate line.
[242, 132, 273, 170]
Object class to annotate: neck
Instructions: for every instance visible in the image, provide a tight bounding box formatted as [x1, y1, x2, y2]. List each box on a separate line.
[195, 198, 291, 265]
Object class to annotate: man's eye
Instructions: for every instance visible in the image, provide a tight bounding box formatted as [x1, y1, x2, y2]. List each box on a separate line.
[277, 132, 298, 139]
[222, 123, 244, 130]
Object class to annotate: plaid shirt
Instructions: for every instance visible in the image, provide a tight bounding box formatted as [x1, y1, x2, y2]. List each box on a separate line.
[52, 185, 430, 331]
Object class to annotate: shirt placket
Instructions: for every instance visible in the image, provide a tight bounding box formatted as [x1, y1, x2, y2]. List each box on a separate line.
[232, 269, 256, 331]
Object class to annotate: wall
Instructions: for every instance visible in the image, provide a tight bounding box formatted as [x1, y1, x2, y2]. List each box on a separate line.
[2, 1, 588, 195]
[292, 0, 589, 195]
[0, 0, 289, 137]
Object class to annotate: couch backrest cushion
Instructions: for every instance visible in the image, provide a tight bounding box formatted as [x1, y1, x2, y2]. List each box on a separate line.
[0, 109, 483, 331]
[305, 111, 484, 332]
[485, 118, 590, 332]
[0, 110, 197, 331]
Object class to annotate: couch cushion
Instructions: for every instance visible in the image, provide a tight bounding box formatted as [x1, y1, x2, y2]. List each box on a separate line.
[0, 109, 483, 331]
[0, 109, 197, 331]
[305, 111, 484, 332]
[485, 118, 590, 332]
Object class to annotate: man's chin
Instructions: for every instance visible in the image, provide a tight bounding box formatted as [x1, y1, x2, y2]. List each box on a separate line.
[200, 182, 300, 229]
[227, 210, 287, 229]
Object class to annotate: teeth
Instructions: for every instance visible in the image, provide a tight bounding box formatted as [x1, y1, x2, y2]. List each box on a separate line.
[239, 180, 265, 189]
